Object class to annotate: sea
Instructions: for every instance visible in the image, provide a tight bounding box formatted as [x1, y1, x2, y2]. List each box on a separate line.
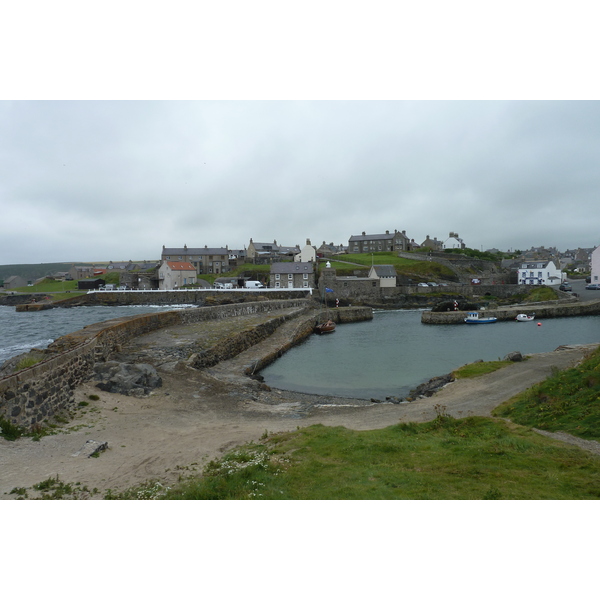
[1, 305, 598, 400]
[0, 304, 192, 366]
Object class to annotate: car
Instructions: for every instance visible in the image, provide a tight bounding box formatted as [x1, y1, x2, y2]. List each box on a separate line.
[427, 282, 438, 287]
[417, 282, 429, 287]
[585, 283, 600, 290]
[559, 283, 572, 291]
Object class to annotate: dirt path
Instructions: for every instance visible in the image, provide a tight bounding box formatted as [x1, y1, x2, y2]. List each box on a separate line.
[1, 326, 597, 499]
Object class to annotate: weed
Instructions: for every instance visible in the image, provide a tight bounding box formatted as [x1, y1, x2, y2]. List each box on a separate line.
[0, 417, 24, 441]
[78, 401, 89, 407]
[88, 394, 100, 401]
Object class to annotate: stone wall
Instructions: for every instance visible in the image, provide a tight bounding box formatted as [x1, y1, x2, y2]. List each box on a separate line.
[0, 298, 312, 429]
[421, 299, 600, 324]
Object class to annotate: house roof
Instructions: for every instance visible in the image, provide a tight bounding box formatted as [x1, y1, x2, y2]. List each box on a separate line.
[165, 261, 197, 271]
[270, 262, 314, 274]
[349, 233, 394, 242]
[370, 265, 397, 278]
[162, 247, 228, 256]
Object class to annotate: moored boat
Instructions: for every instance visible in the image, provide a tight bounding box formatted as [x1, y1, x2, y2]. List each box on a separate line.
[314, 319, 336, 334]
[464, 311, 497, 324]
[515, 313, 535, 322]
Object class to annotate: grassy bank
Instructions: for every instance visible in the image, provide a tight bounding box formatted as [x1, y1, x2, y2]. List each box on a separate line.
[493, 345, 600, 441]
[160, 416, 600, 500]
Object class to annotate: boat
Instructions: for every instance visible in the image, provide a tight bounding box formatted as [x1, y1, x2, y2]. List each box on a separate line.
[515, 313, 535, 322]
[314, 319, 336, 334]
[464, 311, 497, 324]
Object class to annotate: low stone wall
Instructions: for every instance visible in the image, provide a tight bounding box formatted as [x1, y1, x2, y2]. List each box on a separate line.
[0, 298, 312, 429]
[421, 299, 600, 324]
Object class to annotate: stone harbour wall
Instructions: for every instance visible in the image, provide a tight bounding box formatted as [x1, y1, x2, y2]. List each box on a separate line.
[0, 299, 312, 429]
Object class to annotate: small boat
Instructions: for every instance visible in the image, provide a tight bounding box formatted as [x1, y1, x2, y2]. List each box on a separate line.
[464, 311, 497, 324]
[314, 319, 336, 334]
[515, 313, 535, 322]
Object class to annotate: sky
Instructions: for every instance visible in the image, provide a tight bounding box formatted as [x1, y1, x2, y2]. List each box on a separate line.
[2, 3, 599, 265]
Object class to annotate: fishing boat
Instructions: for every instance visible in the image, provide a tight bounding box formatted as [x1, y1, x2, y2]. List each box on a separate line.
[314, 319, 336, 334]
[464, 311, 497, 324]
[515, 313, 535, 322]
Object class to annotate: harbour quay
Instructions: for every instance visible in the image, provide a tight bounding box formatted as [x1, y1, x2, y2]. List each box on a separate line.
[421, 298, 600, 324]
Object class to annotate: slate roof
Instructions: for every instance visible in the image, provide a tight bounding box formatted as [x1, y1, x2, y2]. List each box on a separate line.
[371, 265, 397, 278]
[270, 262, 314, 274]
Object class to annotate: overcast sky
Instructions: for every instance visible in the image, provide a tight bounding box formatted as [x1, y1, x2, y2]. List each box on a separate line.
[1, 100, 599, 265]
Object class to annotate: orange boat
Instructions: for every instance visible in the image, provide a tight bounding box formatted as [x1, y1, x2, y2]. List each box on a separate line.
[314, 319, 336, 334]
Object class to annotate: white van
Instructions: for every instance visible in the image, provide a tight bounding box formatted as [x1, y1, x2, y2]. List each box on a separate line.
[245, 281, 265, 289]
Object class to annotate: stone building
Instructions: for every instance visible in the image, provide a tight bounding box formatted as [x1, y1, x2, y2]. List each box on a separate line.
[348, 230, 411, 253]
[269, 262, 315, 289]
[161, 245, 230, 275]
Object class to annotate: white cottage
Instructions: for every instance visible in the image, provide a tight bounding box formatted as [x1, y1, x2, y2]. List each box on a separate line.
[158, 261, 197, 290]
[368, 264, 397, 287]
[294, 239, 317, 263]
[517, 260, 563, 286]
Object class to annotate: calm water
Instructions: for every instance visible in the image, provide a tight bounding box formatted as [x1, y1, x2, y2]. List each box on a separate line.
[261, 310, 600, 399]
[0, 304, 191, 365]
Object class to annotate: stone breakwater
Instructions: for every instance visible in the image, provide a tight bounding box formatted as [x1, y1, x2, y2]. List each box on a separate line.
[0, 299, 312, 429]
[421, 299, 600, 324]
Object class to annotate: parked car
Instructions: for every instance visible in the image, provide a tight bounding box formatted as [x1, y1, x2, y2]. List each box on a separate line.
[427, 282, 438, 287]
[417, 282, 429, 287]
[117, 285, 129, 291]
[244, 281, 265, 288]
[585, 283, 600, 290]
[559, 283, 572, 291]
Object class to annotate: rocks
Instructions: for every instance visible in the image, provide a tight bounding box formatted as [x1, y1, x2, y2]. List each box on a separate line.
[72, 439, 109, 458]
[94, 361, 162, 396]
[504, 351, 524, 362]
[406, 373, 455, 399]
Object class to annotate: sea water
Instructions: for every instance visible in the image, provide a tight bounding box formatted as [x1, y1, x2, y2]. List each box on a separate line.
[0, 304, 190, 366]
[260, 310, 600, 399]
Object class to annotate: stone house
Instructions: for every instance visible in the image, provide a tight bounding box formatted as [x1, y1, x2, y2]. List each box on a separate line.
[161, 245, 230, 275]
[294, 239, 317, 263]
[517, 260, 563, 286]
[368, 264, 397, 287]
[421, 235, 444, 251]
[3, 275, 27, 289]
[270, 262, 315, 289]
[158, 261, 198, 290]
[68, 265, 95, 280]
[247, 239, 300, 263]
[317, 241, 347, 257]
[348, 230, 411, 253]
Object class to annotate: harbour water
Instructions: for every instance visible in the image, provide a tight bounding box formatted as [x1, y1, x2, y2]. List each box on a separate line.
[261, 309, 600, 399]
[2, 305, 598, 399]
[0, 304, 191, 366]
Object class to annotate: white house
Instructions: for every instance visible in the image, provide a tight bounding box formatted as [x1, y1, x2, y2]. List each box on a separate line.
[368, 264, 397, 288]
[158, 261, 197, 290]
[517, 259, 563, 286]
[294, 239, 317, 263]
[590, 245, 600, 285]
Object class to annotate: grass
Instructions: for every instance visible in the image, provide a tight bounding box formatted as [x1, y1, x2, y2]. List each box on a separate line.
[523, 287, 559, 303]
[325, 252, 456, 281]
[493, 345, 600, 441]
[452, 360, 514, 379]
[161, 417, 600, 500]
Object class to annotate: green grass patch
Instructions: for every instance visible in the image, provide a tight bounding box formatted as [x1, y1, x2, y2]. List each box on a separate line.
[14, 355, 44, 371]
[453, 360, 514, 379]
[162, 417, 600, 500]
[494, 346, 600, 441]
[325, 252, 456, 281]
[524, 287, 559, 303]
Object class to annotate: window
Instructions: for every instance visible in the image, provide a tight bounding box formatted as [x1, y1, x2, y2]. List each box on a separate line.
[303, 281, 308, 287]
[288, 274, 293, 279]
[275, 282, 280, 288]
[303, 273, 308, 279]
[275, 273, 280, 280]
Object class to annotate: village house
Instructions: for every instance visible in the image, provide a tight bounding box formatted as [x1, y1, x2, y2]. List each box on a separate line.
[158, 261, 198, 290]
[68, 265, 95, 280]
[368, 264, 397, 287]
[269, 262, 315, 289]
[517, 259, 563, 286]
[247, 239, 300, 263]
[161, 245, 230, 275]
[317, 241, 347, 257]
[348, 230, 411, 253]
[421, 235, 444, 251]
[294, 239, 317, 263]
